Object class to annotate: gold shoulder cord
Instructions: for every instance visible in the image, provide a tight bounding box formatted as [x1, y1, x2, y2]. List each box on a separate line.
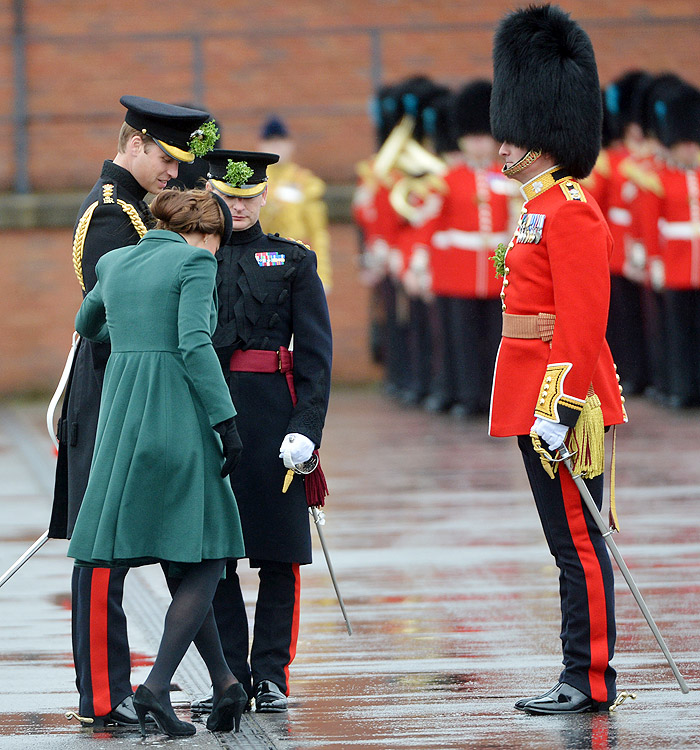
[117, 199, 148, 238]
[72, 201, 99, 292]
[72, 200, 148, 292]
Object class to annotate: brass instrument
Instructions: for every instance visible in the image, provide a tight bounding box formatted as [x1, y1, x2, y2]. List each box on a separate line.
[373, 115, 448, 222]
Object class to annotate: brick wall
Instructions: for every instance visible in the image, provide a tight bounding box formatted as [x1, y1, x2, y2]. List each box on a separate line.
[1, 1, 699, 394]
[2, 1, 699, 191]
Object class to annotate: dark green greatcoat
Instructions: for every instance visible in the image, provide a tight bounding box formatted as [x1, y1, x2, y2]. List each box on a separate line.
[67, 230, 245, 567]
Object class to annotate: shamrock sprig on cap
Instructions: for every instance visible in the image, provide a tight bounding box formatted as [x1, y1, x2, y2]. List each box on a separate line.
[189, 120, 220, 158]
[224, 160, 255, 188]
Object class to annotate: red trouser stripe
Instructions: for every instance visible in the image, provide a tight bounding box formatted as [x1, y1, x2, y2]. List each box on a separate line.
[89, 568, 113, 717]
[283, 564, 301, 696]
[561, 470, 609, 702]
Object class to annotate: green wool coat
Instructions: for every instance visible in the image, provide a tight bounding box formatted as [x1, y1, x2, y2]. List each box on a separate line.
[67, 229, 245, 568]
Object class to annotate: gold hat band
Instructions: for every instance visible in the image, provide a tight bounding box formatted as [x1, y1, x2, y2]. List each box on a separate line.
[208, 178, 267, 198]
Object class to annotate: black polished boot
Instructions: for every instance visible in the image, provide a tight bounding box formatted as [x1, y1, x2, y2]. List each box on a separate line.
[254, 680, 288, 712]
[518, 682, 610, 715]
[514, 684, 560, 711]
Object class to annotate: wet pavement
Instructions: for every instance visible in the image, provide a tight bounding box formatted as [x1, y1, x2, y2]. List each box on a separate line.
[1, 389, 699, 749]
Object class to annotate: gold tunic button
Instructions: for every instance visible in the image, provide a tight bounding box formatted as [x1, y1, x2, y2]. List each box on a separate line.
[539, 398, 545, 405]
[503, 279, 509, 286]
[502, 304, 507, 311]
[621, 396, 626, 403]
[546, 376, 552, 383]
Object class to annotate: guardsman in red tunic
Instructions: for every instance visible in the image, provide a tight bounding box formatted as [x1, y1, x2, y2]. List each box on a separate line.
[489, 5, 627, 714]
[353, 80, 428, 398]
[634, 81, 700, 408]
[426, 80, 514, 415]
[585, 71, 655, 395]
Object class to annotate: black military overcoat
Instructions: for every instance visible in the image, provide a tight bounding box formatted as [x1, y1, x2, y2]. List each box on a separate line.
[212, 221, 332, 564]
[48, 161, 151, 539]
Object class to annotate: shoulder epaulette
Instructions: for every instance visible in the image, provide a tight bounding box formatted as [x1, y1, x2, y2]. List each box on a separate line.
[101, 183, 116, 204]
[100, 182, 148, 237]
[619, 158, 664, 197]
[559, 180, 587, 202]
[268, 233, 311, 251]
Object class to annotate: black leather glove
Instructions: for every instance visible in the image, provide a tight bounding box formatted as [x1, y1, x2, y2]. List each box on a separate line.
[213, 417, 243, 478]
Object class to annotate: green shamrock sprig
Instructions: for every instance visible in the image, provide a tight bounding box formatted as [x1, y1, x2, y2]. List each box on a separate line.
[491, 242, 508, 279]
[188, 120, 220, 158]
[224, 160, 255, 187]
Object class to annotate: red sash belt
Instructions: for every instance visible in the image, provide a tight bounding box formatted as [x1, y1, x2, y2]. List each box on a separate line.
[228, 346, 328, 507]
[230, 347, 295, 400]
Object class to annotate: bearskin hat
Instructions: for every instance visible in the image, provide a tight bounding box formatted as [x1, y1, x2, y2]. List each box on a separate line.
[656, 81, 700, 148]
[637, 73, 686, 142]
[371, 83, 403, 147]
[452, 80, 492, 138]
[604, 70, 654, 140]
[422, 92, 459, 154]
[490, 4, 602, 178]
[398, 76, 451, 143]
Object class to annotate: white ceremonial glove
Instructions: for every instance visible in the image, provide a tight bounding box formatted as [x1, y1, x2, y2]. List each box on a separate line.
[279, 433, 315, 469]
[531, 417, 569, 451]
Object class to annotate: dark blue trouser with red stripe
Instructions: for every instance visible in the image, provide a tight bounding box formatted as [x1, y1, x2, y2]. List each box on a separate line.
[212, 559, 301, 697]
[72, 565, 132, 717]
[518, 435, 616, 704]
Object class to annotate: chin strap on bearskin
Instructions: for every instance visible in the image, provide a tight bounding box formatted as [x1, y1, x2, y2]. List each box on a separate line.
[502, 149, 542, 177]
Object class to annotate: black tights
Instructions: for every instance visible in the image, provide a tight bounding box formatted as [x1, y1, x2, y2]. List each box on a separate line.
[145, 559, 236, 712]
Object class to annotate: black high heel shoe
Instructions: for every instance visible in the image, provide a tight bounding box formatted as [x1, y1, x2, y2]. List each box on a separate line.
[206, 682, 248, 733]
[133, 685, 196, 738]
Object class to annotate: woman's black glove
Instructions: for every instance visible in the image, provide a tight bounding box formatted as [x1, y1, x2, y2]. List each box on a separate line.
[213, 418, 243, 478]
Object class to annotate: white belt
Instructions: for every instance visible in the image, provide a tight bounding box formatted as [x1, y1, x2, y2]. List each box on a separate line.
[659, 219, 700, 240]
[608, 206, 632, 226]
[432, 229, 510, 251]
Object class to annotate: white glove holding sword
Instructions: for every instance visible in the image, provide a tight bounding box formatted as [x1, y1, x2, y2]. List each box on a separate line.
[279, 432, 315, 469]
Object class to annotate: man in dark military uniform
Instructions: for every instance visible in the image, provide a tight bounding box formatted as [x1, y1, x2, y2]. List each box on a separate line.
[48, 96, 217, 726]
[488, 5, 626, 714]
[192, 149, 332, 713]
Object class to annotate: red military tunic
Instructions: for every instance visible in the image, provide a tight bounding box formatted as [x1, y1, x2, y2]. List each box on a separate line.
[429, 161, 512, 298]
[585, 145, 647, 277]
[489, 166, 627, 437]
[352, 159, 403, 275]
[636, 161, 700, 290]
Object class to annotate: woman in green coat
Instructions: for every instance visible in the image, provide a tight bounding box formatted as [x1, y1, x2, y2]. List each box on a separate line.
[67, 189, 248, 737]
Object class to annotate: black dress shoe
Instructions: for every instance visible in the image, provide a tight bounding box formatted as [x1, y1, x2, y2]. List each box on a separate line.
[87, 693, 156, 728]
[190, 689, 213, 714]
[254, 680, 288, 712]
[133, 685, 196, 738]
[206, 683, 248, 733]
[514, 684, 559, 711]
[518, 682, 609, 715]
